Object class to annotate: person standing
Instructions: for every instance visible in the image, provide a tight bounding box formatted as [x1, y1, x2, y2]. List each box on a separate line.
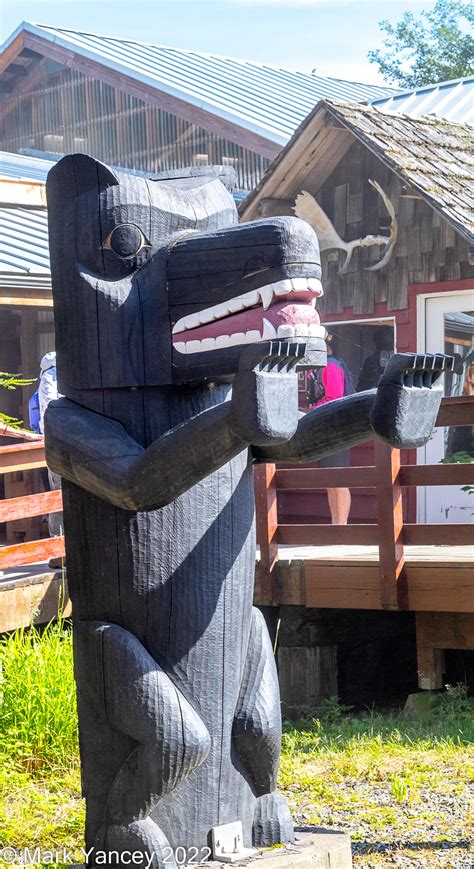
[307, 340, 354, 525]
[357, 325, 393, 391]
[38, 351, 64, 569]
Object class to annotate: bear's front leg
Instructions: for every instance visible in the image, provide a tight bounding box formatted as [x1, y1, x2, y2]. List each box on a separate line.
[74, 621, 211, 868]
[232, 607, 294, 847]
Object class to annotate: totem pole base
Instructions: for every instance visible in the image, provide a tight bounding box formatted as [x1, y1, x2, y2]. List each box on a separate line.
[208, 828, 353, 868]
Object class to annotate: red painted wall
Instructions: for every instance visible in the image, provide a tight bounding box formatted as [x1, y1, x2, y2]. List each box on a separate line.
[281, 280, 473, 525]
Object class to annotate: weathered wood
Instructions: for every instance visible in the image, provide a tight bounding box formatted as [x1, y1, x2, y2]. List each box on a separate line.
[404, 524, 473, 545]
[241, 105, 474, 314]
[0, 441, 45, 473]
[44, 154, 450, 864]
[278, 524, 381, 545]
[0, 30, 25, 75]
[276, 466, 377, 489]
[0, 536, 64, 570]
[0, 180, 47, 206]
[0, 571, 70, 633]
[436, 395, 474, 427]
[400, 463, 474, 487]
[277, 646, 338, 712]
[415, 612, 474, 690]
[254, 464, 278, 601]
[0, 488, 62, 523]
[374, 441, 406, 610]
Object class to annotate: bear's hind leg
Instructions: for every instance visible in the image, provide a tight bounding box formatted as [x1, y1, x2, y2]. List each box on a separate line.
[74, 621, 210, 862]
[232, 607, 293, 847]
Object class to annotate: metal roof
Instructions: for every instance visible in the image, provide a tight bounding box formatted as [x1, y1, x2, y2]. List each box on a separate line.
[0, 206, 50, 276]
[372, 77, 474, 125]
[1, 22, 396, 147]
[0, 151, 56, 183]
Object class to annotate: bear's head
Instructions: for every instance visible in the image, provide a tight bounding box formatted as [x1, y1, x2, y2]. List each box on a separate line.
[47, 154, 325, 392]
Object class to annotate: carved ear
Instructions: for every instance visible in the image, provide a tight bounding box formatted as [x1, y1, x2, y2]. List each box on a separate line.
[46, 153, 119, 201]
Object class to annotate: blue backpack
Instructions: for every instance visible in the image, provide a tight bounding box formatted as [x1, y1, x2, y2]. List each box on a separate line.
[28, 389, 41, 433]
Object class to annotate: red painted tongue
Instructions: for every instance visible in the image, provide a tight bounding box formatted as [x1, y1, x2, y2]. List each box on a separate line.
[172, 301, 320, 343]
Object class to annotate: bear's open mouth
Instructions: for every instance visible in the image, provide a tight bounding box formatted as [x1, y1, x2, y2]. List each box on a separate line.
[172, 278, 324, 353]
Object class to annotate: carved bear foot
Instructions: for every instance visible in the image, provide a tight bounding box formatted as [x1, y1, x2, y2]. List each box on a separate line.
[252, 792, 294, 847]
[104, 818, 177, 868]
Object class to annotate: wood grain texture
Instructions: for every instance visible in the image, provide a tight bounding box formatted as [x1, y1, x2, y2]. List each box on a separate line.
[45, 155, 450, 866]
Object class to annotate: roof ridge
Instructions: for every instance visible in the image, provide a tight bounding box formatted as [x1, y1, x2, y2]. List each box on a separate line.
[28, 22, 395, 90]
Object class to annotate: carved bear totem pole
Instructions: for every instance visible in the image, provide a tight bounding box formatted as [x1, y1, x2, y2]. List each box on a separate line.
[45, 155, 450, 867]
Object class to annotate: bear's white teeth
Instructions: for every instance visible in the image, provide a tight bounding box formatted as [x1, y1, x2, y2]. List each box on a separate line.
[173, 322, 326, 354]
[172, 278, 323, 336]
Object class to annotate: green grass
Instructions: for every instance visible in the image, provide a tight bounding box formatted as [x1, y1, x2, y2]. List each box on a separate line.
[0, 621, 83, 854]
[0, 626, 473, 866]
[280, 695, 473, 865]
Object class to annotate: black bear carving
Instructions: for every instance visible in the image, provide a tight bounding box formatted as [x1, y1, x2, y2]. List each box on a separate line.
[45, 155, 450, 867]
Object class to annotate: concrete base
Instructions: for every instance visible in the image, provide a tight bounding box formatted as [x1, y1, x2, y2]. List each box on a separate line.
[206, 829, 352, 868]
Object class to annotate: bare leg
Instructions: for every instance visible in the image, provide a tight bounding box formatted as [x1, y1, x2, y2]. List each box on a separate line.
[327, 487, 351, 525]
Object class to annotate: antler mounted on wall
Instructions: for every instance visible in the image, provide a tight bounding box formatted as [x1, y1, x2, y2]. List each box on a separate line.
[294, 179, 398, 274]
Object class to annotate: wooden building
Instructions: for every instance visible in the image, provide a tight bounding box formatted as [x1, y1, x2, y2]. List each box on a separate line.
[241, 100, 474, 528]
[0, 22, 393, 195]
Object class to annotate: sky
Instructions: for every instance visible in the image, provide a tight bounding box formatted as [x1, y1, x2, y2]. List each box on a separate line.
[0, 0, 438, 86]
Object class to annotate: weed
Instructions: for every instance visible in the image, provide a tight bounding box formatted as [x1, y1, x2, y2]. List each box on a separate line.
[0, 620, 78, 770]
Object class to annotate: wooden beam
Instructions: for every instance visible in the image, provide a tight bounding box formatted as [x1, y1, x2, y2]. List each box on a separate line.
[375, 442, 406, 610]
[0, 293, 53, 308]
[0, 536, 65, 570]
[0, 571, 70, 632]
[276, 466, 377, 489]
[0, 55, 50, 124]
[22, 32, 281, 160]
[256, 558, 474, 612]
[0, 180, 47, 206]
[400, 463, 474, 487]
[0, 489, 62, 523]
[436, 395, 474, 427]
[414, 612, 474, 690]
[0, 441, 45, 473]
[254, 464, 279, 602]
[0, 31, 25, 76]
[404, 524, 473, 546]
[277, 524, 380, 545]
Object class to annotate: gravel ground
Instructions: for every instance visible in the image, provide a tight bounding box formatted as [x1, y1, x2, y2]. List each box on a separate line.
[287, 764, 473, 868]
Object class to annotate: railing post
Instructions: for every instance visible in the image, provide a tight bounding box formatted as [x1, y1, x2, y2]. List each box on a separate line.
[374, 441, 407, 610]
[254, 463, 278, 604]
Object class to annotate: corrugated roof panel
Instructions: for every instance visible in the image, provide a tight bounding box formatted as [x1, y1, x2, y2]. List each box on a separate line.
[0, 207, 50, 274]
[0, 151, 56, 183]
[372, 78, 474, 125]
[3, 22, 395, 145]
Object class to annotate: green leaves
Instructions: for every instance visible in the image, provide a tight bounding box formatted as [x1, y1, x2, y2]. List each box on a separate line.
[368, 0, 474, 87]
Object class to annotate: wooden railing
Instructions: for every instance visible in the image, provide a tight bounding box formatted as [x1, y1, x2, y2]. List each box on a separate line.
[255, 396, 474, 611]
[0, 440, 64, 571]
[0, 397, 472, 597]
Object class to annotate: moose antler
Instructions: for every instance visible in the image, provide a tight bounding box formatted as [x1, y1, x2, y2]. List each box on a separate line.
[294, 179, 398, 274]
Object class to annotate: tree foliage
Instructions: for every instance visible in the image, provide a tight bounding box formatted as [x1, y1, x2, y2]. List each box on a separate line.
[368, 0, 474, 87]
[0, 371, 35, 430]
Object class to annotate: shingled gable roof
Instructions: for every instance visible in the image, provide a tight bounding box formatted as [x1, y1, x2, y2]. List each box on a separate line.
[240, 100, 474, 246]
[0, 22, 395, 155]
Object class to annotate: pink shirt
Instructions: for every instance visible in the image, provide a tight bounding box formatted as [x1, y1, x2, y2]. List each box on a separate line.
[308, 359, 345, 408]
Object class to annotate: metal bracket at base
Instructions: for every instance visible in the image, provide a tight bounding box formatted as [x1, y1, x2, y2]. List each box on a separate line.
[211, 821, 258, 863]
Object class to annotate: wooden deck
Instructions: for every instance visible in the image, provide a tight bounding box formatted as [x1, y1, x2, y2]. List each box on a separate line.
[0, 561, 69, 633]
[255, 545, 473, 612]
[0, 395, 472, 688]
[2, 544, 471, 634]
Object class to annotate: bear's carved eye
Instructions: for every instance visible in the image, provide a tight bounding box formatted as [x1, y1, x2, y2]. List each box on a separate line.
[101, 224, 150, 260]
